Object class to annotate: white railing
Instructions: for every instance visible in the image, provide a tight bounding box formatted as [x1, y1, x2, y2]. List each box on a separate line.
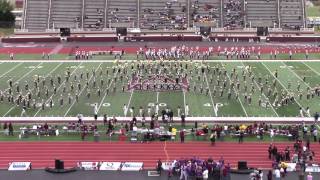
[268, 28, 283, 32]
[45, 29, 59, 33]
[22, 0, 28, 29]
[102, 28, 116, 32]
[243, 28, 257, 32]
[300, 28, 314, 32]
[211, 28, 225, 32]
[14, 29, 29, 33]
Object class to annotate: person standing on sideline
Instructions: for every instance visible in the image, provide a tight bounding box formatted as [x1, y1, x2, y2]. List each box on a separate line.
[299, 107, 304, 117]
[93, 103, 98, 121]
[156, 159, 162, 175]
[210, 131, 216, 146]
[185, 104, 189, 117]
[180, 129, 185, 143]
[239, 130, 244, 143]
[274, 168, 281, 180]
[181, 113, 185, 127]
[202, 168, 208, 180]
[307, 172, 313, 180]
[267, 170, 272, 180]
[312, 128, 318, 142]
[123, 104, 127, 117]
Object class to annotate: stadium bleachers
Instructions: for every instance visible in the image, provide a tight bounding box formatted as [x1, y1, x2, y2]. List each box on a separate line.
[140, 0, 187, 30]
[222, 0, 244, 29]
[49, 0, 83, 29]
[190, 0, 221, 27]
[83, 0, 106, 30]
[245, 0, 278, 27]
[21, 0, 307, 31]
[107, 0, 137, 27]
[24, 0, 50, 31]
[279, 0, 304, 29]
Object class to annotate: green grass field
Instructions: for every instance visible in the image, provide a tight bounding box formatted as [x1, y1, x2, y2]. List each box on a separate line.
[0, 60, 319, 118]
[307, 6, 320, 17]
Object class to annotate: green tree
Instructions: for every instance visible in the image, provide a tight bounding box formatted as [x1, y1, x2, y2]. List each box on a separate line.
[0, 0, 15, 27]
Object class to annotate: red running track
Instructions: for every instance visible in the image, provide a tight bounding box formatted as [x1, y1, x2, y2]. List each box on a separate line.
[0, 141, 319, 169]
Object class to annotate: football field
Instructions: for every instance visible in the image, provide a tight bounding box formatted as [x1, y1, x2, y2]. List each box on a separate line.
[0, 59, 319, 118]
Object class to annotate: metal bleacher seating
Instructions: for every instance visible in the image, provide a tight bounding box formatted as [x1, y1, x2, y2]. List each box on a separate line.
[49, 0, 83, 29]
[223, 0, 244, 29]
[279, 0, 304, 29]
[107, 0, 138, 28]
[21, 0, 307, 31]
[190, 0, 221, 27]
[83, 0, 107, 30]
[245, 0, 278, 28]
[24, 0, 49, 31]
[140, 0, 187, 30]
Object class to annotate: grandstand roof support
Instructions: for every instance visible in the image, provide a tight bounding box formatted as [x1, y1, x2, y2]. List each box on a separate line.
[137, 0, 140, 28]
[104, 0, 108, 28]
[187, 0, 190, 28]
[277, 0, 281, 28]
[81, 0, 85, 29]
[47, 0, 52, 29]
[22, 0, 27, 29]
[220, 0, 223, 28]
[301, 0, 306, 28]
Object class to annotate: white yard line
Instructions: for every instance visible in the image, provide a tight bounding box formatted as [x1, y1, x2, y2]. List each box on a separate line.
[3, 59, 320, 63]
[220, 62, 249, 117]
[204, 73, 218, 117]
[33, 62, 83, 117]
[261, 62, 305, 110]
[125, 89, 135, 116]
[63, 63, 102, 117]
[302, 62, 320, 76]
[240, 62, 279, 117]
[3, 62, 44, 117]
[96, 70, 119, 113]
[0, 62, 23, 79]
[156, 91, 159, 103]
[182, 90, 186, 114]
[280, 62, 312, 89]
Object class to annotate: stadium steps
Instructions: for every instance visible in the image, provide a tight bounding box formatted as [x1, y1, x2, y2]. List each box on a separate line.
[49, 0, 83, 29]
[107, 0, 138, 27]
[279, 0, 304, 28]
[24, 0, 49, 31]
[83, 0, 106, 30]
[245, 0, 278, 27]
[189, 0, 221, 28]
